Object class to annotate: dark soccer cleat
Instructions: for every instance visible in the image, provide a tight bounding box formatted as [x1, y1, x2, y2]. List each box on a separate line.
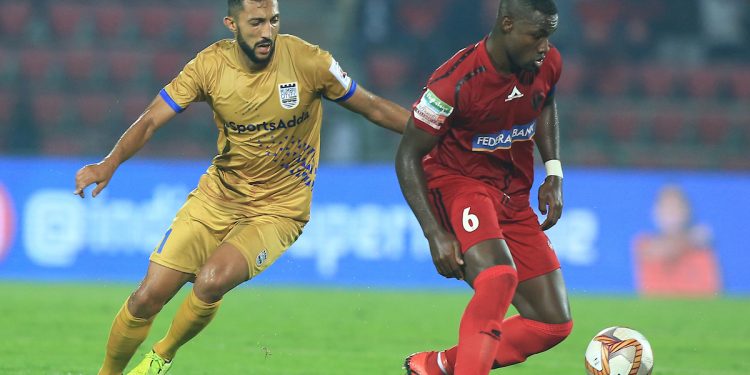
[403, 351, 449, 375]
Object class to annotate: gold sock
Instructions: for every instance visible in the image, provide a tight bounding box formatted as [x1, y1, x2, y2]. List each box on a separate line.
[153, 289, 221, 360]
[99, 300, 155, 375]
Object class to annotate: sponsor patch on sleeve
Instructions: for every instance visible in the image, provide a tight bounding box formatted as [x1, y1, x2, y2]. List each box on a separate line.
[328, 58, 352, 90]
[413, 89, 453, 130]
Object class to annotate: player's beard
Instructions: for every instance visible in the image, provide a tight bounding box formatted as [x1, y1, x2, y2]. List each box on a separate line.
[237, 31, 275, 67]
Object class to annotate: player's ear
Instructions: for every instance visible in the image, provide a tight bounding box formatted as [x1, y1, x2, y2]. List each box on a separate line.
[501, 16, 513, 33]
[223, 16, 238, 34]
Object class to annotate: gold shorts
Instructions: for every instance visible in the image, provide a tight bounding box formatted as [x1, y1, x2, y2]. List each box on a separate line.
[149, 193, 304, 278]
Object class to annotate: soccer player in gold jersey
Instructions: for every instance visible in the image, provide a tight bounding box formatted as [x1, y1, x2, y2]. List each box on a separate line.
[73, 1, 410, 374]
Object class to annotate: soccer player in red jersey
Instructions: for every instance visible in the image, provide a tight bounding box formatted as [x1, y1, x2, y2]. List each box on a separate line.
[396, 1, 572, 374]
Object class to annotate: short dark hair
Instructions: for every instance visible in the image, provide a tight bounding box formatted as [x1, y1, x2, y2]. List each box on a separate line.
[228, 0, 243, 17]
[498, 0, 557, 19]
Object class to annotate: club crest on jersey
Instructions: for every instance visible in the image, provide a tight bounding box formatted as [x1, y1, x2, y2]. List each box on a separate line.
[256, 249, 268, 267]
[279, 82, 299, 110]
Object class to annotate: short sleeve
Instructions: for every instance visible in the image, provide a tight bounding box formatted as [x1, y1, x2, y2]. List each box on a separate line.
[314, 49, 356, 102]
[411, 82, 455, 136]
[161, 54, 209, 113]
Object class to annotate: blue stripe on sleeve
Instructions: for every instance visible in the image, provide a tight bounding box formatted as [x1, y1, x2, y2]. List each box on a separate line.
[159, 88, 185, 113]
[156, 228, 172, 254]
[333, 81, 358, 102]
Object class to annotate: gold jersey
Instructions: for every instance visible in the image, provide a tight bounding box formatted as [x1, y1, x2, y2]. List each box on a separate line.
[161, 34, 356, 222]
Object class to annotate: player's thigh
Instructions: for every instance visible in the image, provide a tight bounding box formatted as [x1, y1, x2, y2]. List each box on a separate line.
[222, 215, 304, 279]
[429, 184, 503, 254]
[512, 269, 571, 324]
[462, 238, 515, 286]
[500, 206, 561, 283]
[149, 196, 227, 275]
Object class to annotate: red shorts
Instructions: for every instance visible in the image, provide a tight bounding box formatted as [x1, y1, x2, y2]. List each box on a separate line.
[427, 175, 560, 282]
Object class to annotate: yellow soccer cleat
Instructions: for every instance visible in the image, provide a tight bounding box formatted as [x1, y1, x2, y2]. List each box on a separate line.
[126, 350, 173, 375]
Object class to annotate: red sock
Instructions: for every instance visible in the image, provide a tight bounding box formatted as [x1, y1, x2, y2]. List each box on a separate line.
[492, 316, 573, 368]
[445, 315, 573, 371]
[453, 265, 518, 375]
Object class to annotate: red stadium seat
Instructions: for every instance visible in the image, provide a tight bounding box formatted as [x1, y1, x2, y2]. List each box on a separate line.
[607, 109, 641, 142]
[695, 113, 732, 146]
[640, 66, 676, 98]
[0, 1, 31, 38]
[63, 49, 98, 84]
[181, 7, 217, 44]
[367, 53, 411, 91]
[121, 92, 151, 123]
[685, 68, 722, 99]
[0, 90, 17, 124]
[94, 3, 129, 40]
[152, 51, 191, 85]
[650, 111, 687, 144]
[556, 61, 584, 96]
[134, 5, 172, 40]
[107, 50, 147, 87]
[49, 3, 87, 40]
[31, 92, 67, 131]
[594, 65, 631, 97]
[76, 93, 116, 128]
[20, 48, 57, 84]
[569, 108, 602, 141]
[727, 67, 750, 100]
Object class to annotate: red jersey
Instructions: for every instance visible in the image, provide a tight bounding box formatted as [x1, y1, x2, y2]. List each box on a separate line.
[412, 38, 562, 197]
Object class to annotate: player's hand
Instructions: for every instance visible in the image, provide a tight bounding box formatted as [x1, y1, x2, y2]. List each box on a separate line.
[426, 229, 465, 280]
[538, 175, 563, 230]
[74, 161, 117, 198]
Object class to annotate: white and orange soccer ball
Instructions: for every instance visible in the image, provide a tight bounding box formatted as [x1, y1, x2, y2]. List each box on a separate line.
[584, 326, 654, 375]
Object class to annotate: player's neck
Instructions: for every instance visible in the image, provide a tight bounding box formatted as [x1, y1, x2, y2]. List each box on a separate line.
[485, 31, 513, 75]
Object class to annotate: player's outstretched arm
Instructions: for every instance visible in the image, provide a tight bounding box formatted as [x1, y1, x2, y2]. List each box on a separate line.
[337, 85, 410, 134]
[534, 96, 563, 230]
[74, 95, 178, 198]
[396, 118, 464, 279]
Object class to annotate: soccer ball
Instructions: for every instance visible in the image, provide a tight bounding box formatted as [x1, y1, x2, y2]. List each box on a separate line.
[584, 326, 654, 375]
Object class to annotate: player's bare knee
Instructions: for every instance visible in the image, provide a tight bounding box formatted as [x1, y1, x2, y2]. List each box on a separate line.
[193, 271, 230, 303]
[127, 289, 167, 318]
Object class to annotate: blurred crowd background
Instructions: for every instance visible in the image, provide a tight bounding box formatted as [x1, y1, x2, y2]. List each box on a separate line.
[1, 0, 748, 169]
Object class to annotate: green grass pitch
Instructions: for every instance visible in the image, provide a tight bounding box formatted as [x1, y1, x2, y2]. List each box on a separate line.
[0, 283, 748, 374]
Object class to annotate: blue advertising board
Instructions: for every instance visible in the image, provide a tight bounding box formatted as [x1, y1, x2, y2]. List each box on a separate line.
[0, 157, 748, 294]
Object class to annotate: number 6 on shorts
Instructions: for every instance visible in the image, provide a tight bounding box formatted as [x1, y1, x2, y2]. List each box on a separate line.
[462, 207, 479, 232]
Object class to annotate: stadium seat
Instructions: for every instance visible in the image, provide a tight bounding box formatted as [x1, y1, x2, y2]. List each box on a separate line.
[695, 113, 732, 147]
[685, 68, 722, 99]
[181, 7, 218, 45]
[0, 90, 16, 124]
[94, 3, 129, 40]
[31, 92, 67, 132]
[120, 92, 151, 123]
[152, 51, 191, 85]
[107, 50, 146, 87]
[569, 108, 603, 142]
[19, 48, 58, 84]
[76, 93, 116, 128]
[640, 66, 676, 98]
[134, 5, 173, 40]
[594, 65, 631, 97]
[0, 1, 31, 39]
[650, 111, 687, 144]
[49, 3, 87, 40]
[607, 109, 641, 143]
[367, 53, 411, 92]
[727, 67, 750, 100]
[556, 61, 584, 96]
[63, 49, 99, 84]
